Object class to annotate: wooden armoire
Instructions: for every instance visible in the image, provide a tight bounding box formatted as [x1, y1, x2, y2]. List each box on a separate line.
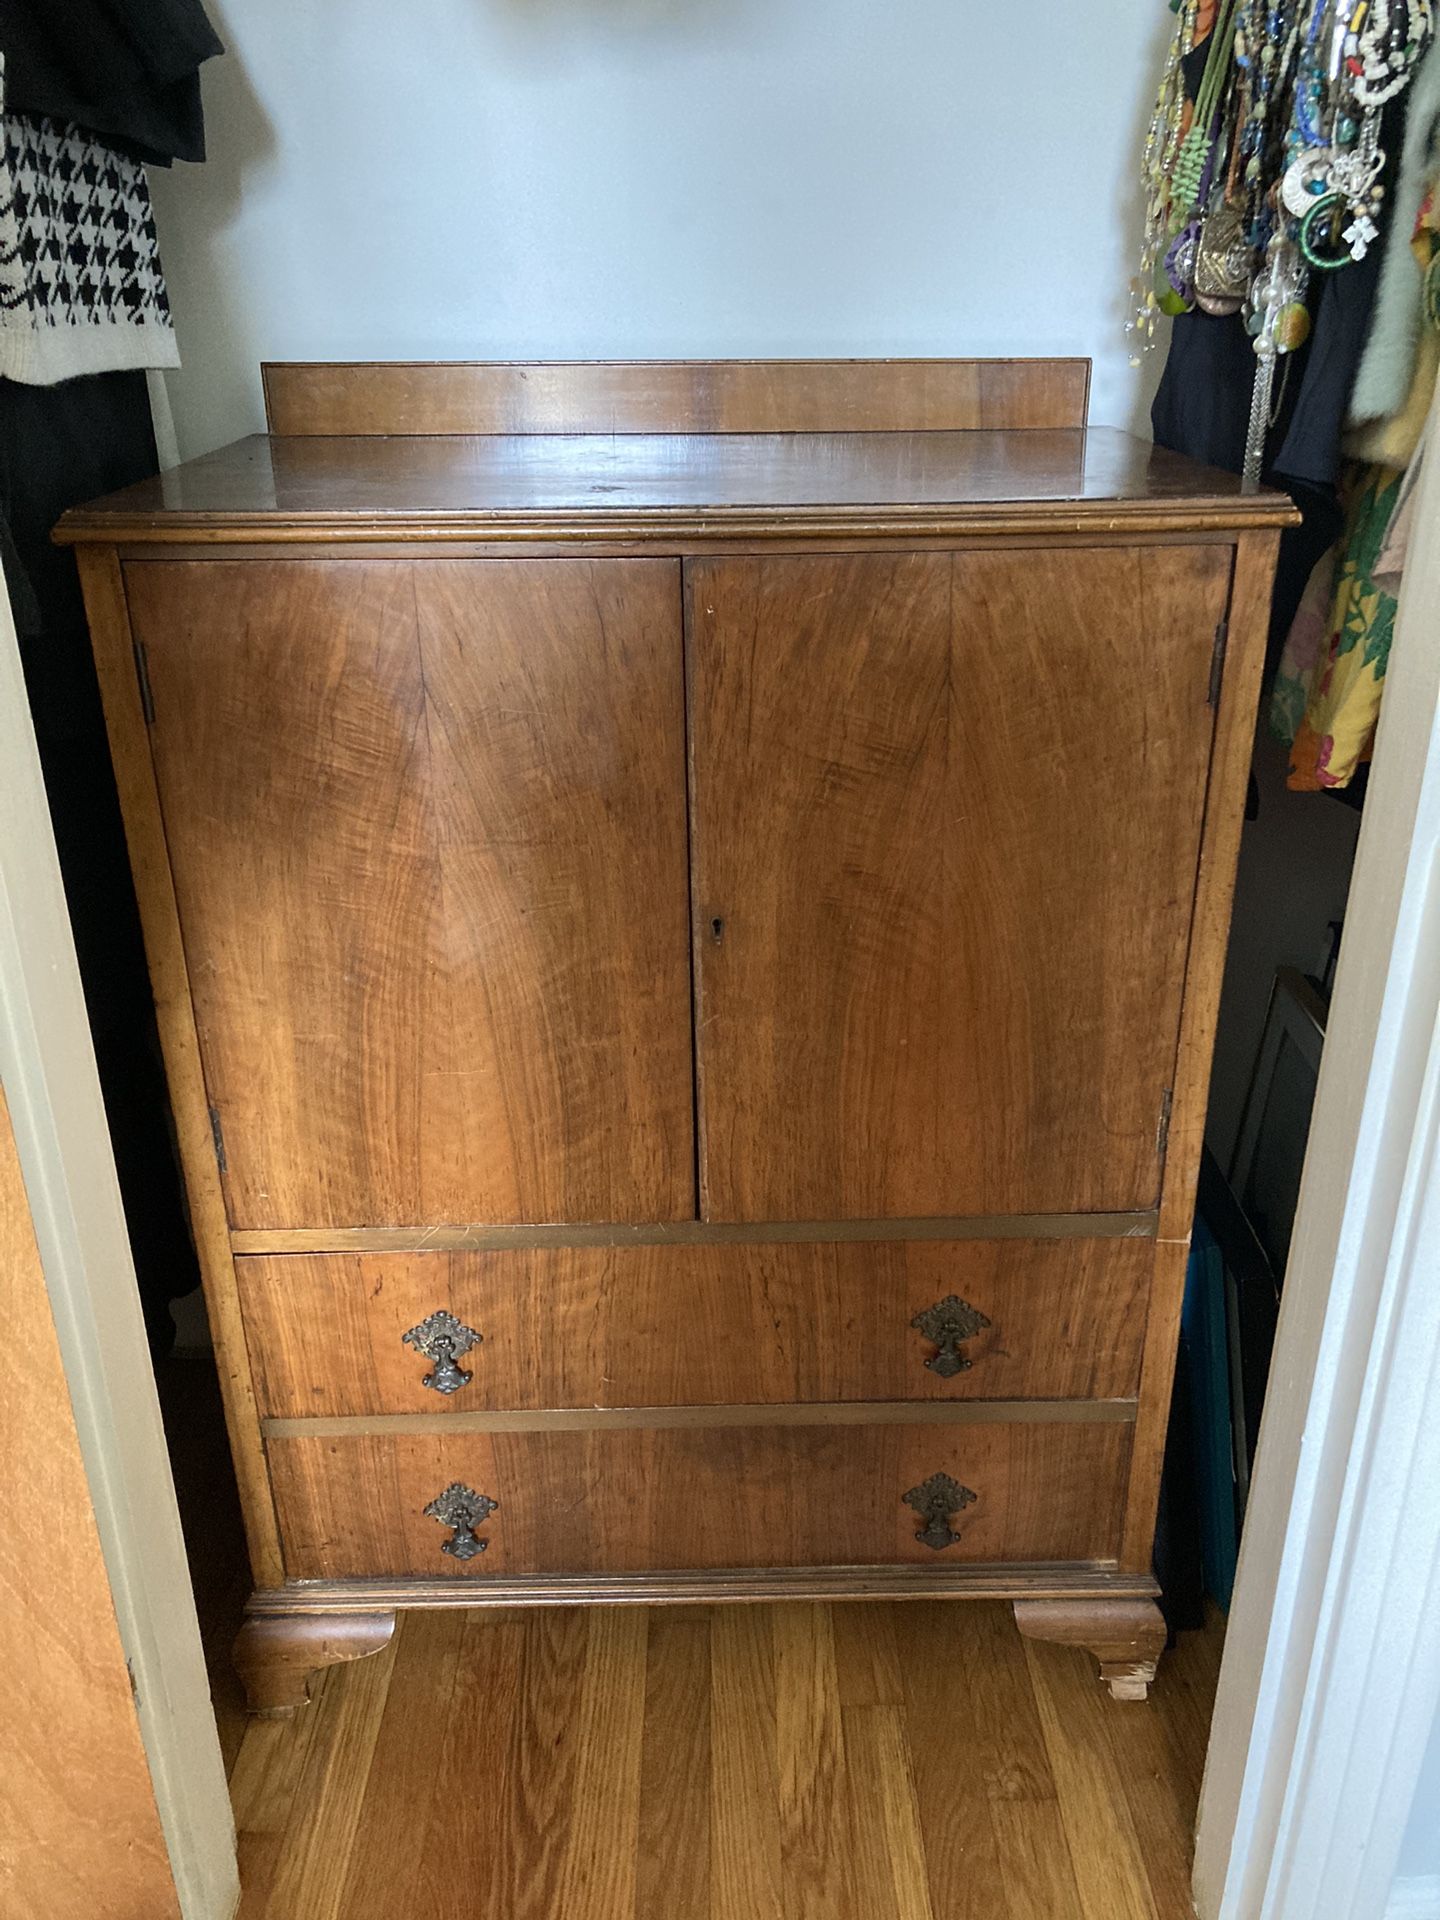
[61, 360, 1292, 1712]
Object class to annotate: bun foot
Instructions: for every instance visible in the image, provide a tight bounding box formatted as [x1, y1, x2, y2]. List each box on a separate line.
[1013, 1597, 1167, 1703]
[233, 1605, 396, 1717]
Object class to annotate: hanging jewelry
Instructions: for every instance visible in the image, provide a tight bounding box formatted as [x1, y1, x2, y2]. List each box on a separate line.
[1243, 233, 1308, 488]
[1130, 0, 1204, 352]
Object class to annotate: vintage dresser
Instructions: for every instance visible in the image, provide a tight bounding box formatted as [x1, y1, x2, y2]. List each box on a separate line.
[60, 359, 1292, 1712]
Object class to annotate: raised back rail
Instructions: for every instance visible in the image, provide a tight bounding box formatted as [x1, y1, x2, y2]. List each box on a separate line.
[261, 357, 1091, 437]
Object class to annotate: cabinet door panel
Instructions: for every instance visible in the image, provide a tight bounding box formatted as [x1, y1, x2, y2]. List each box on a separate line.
[127, 558, 693, 1228]
[688, 546, 1230, 1220]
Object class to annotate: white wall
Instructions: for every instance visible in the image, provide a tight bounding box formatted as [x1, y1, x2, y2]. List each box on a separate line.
[149, 0, 1171, 460]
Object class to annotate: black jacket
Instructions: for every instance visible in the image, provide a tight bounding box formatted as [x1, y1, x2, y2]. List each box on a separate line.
[0, 0, 222, 164]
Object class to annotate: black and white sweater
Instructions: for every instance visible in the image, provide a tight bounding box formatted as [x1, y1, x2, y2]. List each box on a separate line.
[1, 91, 178, 385]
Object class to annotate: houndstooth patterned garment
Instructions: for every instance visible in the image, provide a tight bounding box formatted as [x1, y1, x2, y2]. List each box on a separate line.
[0, 108, 178, 384]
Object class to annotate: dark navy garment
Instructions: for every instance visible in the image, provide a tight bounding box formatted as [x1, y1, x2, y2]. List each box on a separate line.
[0, 0, 222, 165]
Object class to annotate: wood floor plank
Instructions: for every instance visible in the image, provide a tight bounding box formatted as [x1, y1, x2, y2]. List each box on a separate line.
[225, 1601, 1224, 1920]
[336, 1610, 468, 1920]
[776, 1603, 855, 1920]
[962, 1604, 1087, 1920]
[1022, 1636, 1158, 1920]
[261, 1628, 397, 1920]
[1106, 1617, 1223, 1920]
[898, 1603, 1011, 1920]
[843, 1704, 935, 1920]
[833, 1600, 906, 1707]
[553, 1609, 649, 1920]
[636, 1611, 711, 1920]
[428, 1610, 527, 1920]
[502, 1608, 593, 1920]
[988, 1799, 1087, 1920]
[710, 1605, 783, 1920]
[231, 1682, 328, 1919]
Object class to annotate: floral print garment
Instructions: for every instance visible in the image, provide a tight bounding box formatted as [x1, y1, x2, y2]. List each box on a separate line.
[1271, 462, 1404, 790]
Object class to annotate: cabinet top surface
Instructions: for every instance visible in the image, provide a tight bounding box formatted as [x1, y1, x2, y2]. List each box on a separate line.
[58, 427, 1296, 545]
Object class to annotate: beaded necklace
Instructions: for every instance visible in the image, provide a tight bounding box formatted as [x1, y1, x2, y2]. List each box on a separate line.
[1130, 0, 1203, 352]
[1129, 0, 1434, 486]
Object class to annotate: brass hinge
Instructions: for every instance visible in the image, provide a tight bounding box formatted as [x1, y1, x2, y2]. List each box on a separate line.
[1207, 619, 1230, 708]
[132, 638, 156, 724]
[1156, 1087, 1174, 1161]
[208, 1105, 228, 1174]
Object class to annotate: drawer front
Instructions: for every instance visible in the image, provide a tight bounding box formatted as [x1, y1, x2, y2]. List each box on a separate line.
[268, 1419, 1131, 1578]
[237, 1238, 1152, 1417]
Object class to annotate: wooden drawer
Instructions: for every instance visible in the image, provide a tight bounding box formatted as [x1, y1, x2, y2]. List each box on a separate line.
[237, 1238, 1152, 1417]
[267, 1418, 1132, 1578]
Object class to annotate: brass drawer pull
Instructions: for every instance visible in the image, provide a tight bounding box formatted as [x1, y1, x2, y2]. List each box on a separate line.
[403, 1309, 482, 1395]
[911, 1294, 992, 1378]
[424, 1482, 498, 1560]
[904, 1471, 977, 1551]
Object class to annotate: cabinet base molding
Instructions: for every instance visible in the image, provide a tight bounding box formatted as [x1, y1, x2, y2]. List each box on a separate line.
[1012, 1596, 1168, 1702]
[232, 1607, 397, 1718]
[245, 1563, 1158, 1621]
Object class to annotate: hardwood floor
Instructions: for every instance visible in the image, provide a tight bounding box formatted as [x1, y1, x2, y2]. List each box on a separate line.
[230, 1599, 1222, 1920]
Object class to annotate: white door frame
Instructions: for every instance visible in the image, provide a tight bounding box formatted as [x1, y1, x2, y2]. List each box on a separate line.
[0, 590, 239, 1919]
[1195, 405, 1440, 1916]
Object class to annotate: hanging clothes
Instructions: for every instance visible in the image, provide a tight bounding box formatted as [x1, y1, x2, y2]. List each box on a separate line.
[0, 110, 179, 384]
[1272, 462, 1404, 789]
[0, 370, 201, 1358]
[0, 0, 221, 166]
[1348, 31, 1440, 431]
[1273, 172, 1440, 790]
[0, 9, 218, 1353]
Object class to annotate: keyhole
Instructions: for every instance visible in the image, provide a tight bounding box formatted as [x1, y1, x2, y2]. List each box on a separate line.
[711, 917, 725, 945]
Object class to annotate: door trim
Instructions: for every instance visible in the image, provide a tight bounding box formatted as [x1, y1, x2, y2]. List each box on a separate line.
[1194, 392, 1440, 1919]
[0, 592, 239, 1917]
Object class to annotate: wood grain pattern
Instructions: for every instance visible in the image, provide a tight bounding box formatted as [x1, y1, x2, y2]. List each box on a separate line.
[1121, 530, 1282, 1571]
[71, 379, 1286, 1661]
[637, 1612, 711, 1919]
[266, 1420, 1130, 1578]
[236, 1238, 1152, 1417]
[55, 429, 1298, 548]
[73, 546, 283, 1586]
[261, 358, 1091, 437]
[899, 1599, 1053, 1920]
[232, 1600, 1226, 1920]
[689, 545, 1230, 1221]
[776, 1604, 854, 1917]
[321, 1606, 471, 1920]
[0, 1085, 181, 1920]
[1021, 1626, 1156, 1920]
[1157, 529, 1282, 1242]
[125, 556, 693, 1229]
[247, 1623, 396, 1920]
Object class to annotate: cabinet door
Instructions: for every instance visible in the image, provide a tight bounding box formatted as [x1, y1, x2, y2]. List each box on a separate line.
[688, 546, 1231, 1221]
[127, 558, 694, 1228]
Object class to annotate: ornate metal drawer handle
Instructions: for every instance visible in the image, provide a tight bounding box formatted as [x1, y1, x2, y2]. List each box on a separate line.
[424, 1482, 498, 1561]
[911, 1294, 992, 1378]
[904, 1471, 977, 1551]
[402, 1309, 482, 1395]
